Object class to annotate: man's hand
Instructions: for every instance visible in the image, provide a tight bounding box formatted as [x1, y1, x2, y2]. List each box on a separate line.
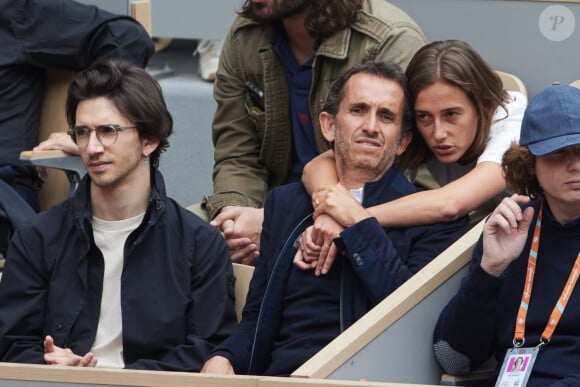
[44, 335, 97, 367]
[201, 355, 235, 374]
[34, 132, 80, 155]
[210, 206, 263, 265]
[480, 194, 534, 277]
[293, 214, 343, 276]
[313, 184, 370, 227]
[293, 225, 321, 271]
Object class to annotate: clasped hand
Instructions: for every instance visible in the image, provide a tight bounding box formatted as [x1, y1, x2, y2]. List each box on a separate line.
[211, 206, 263, 265]
[294, 184, 370, 275]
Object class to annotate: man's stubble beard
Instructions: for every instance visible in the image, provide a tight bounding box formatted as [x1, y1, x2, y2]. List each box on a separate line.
[333, 123, 400, 181]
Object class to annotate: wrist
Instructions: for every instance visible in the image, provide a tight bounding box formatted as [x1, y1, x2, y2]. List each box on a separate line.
[480, 255, 507, 277]
[350, 208, 372, 226]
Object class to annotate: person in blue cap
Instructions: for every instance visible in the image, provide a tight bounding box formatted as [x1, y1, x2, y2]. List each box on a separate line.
[433, 84, 580, 386]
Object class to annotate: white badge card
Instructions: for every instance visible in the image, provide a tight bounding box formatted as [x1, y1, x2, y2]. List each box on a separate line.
[495, 347, 538, 387]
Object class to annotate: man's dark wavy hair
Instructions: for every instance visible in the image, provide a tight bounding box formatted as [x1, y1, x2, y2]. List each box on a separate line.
[66, 59, 173, 168]
[239, 0, 363, 38]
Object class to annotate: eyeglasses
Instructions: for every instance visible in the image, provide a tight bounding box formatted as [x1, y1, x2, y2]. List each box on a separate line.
[68, 124, 137, 148]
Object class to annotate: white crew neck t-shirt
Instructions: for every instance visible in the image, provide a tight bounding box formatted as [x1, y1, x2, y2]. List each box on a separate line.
[90, 212, 145, 368]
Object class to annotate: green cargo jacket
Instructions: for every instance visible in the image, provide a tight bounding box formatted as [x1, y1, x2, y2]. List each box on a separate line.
[203, 0, 426, 219]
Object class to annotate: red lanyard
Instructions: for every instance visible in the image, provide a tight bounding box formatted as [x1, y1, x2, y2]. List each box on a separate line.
[514, 201, 580, 347]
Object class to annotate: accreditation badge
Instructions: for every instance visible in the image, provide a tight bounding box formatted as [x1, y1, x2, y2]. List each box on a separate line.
[495, 347, 538, 387]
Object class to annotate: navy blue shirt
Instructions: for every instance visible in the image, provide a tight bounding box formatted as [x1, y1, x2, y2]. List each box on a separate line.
[271, 24, 319, 183]
[265, 257, 342, 376]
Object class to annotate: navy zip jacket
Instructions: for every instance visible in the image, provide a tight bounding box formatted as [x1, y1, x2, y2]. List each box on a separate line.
[434, 199, 580, 386]
[0, 170, 237, 371]
[211, 167, 469, 375]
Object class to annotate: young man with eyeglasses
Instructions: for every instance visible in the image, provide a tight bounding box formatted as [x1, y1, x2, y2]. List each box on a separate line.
[0, 0, 155, 259]
[0, 60, 237, 371]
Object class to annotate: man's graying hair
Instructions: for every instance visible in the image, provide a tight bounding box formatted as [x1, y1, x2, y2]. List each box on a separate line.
[323, 61, 413, 134]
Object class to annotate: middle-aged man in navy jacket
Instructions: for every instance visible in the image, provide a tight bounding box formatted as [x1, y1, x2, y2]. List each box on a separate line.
[202, 61, 469, 376]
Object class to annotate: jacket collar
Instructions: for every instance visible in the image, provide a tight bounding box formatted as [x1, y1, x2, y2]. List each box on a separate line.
[70, 169, 167, 247]
[233, 17, 352, 60]
[537, 198, 580, 228]
[360, 167, 416, 208]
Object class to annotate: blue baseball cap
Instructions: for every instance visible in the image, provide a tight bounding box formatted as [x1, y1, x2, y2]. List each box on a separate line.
[519, 84, 580, 156]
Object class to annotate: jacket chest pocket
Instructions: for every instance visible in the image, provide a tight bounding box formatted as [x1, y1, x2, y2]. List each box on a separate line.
[245, 96, 265, 147]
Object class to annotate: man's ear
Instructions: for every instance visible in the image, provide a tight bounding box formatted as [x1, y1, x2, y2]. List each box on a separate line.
[319, 111, 336, 143]
[142, 137, 160, 158]
[396, 131, 412, 156]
